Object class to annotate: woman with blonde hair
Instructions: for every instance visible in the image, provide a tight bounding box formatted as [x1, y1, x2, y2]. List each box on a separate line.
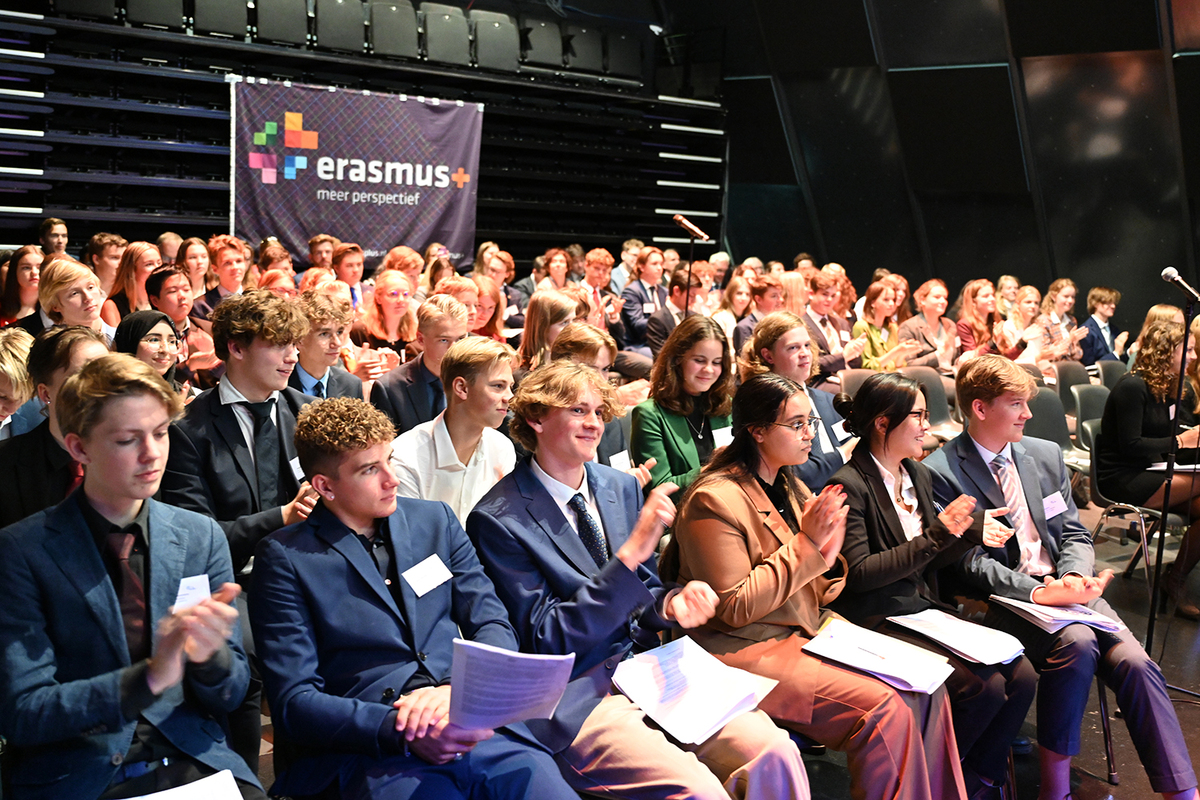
[378, 245, 425, 297]
[956, 278, 1006, 363]
[471, 240, 499, 273]
[1129, 303, 1184, 367]
[351, 269, 416, 352]
[780, 271, 810, 318]
[898, 278, 959, 375]
[471, 274, 506, 341]
[1036, 278, 1087, 362]
[517, 290, 576, 372]
[1001, 285, 1048, 368]
[100, 242, 161, 325]
[996, 274, 1020, 319]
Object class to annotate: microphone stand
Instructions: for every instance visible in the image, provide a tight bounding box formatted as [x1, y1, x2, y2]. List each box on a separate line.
[1144, 292, 1200, 699]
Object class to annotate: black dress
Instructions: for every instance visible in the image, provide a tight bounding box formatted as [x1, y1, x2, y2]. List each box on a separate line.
[1096, 371, 1198, 505]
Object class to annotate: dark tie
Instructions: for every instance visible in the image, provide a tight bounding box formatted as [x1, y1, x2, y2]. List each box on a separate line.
[106, 532, 149, 663]
[431, 377, 445, 415]
[244, 399, 280, 509]
[313, 380, 325, 399]
[567, 493, 608, 569]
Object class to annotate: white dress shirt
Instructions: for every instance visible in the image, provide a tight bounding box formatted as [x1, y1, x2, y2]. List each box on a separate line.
[530, 456, 604, 538]
[390, 411, 516, 525]
[870, 454, 924, 542]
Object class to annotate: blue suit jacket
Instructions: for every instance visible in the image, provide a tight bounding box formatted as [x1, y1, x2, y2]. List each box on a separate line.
[0, 494, 255, 799]
[466, 460, 674, 753]
[923, 433, 1096, 600]
[620, 279, 668, 347]
[793, 386, 851, 490]
[1079, 315, 1126, 366]
[250, 499, 525, 795]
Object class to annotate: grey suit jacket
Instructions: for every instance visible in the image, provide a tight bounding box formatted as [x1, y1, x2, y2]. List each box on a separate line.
[923, 432, 1095, 600]
[0, 494, 256, 799]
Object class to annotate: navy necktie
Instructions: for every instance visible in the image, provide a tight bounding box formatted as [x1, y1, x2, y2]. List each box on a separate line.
[568, 493, 608, 569]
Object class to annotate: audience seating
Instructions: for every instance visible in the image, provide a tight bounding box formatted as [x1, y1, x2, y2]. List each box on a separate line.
[899, 365, 961, 442]
[1097, 358, 1128, 390]
[470, 10, 520, 72]
[420, 2, 471, 66]
[607, 30, 642, 77]
[835, 368, 876, 399]
[54, 0, 116, 20]
[255, 0, 309, 46]
[1070, 383, 1109, 439]
[370, 0, 420, 58]
[316, 0, 367, 53]
[1025, 387, 1089, 474]
[1050, 360, 1090, 433]
[194, 0, 249, 37]
[126, 0, 185, 29]
[521, 16, 564, 67]
[565, 24, 604, 72]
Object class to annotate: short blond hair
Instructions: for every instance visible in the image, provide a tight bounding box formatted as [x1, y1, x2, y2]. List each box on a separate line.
[56, 353, 182, 441]
[39, 257, 95, 322]
[441, 337, 517, 396]
[509, 360, 623, 453]
[416, 294, 468, 333]
[294, 396, 395, 480]
[956, 354, 1037, 416]
[0, 327, 35, 406]
[550, 321, 617, 365]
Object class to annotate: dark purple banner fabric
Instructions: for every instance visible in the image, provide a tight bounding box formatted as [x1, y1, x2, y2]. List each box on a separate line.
[232, 79, 482, 269]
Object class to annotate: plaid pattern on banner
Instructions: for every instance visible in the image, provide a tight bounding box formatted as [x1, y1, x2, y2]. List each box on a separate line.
[233, 80, 482, 269]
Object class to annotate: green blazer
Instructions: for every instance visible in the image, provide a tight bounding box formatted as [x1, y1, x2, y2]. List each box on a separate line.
[851, 318, 903, 371]
[630, 399, 732, 498]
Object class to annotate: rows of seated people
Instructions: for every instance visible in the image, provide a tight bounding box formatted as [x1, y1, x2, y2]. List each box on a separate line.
[0, 216, 1197, 800]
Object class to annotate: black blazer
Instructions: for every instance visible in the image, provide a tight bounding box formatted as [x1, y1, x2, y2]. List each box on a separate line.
[369, 356, 439, 436]
[0, 419, 73, 528]
[646, 306, 688, 358]
[828, 446, 979, 628]
[620, 279, 668, 347]
[287, 364, 364, 401]
[7, 310, 47, 337]
[160, 386, 306, 572]
[189, 286, 225, 325]
[802, 313, 861, 381]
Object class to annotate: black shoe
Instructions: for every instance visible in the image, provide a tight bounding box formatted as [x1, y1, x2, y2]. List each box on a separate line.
[1011, 735, 1033, 755]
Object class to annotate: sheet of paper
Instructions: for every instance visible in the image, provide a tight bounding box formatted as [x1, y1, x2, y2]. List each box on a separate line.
[401, 554, 453, 598]
[173, 575, 211, 612]
[608, 449, 632, 472]
[989, 595, 1126, 633]
[130, 769, 240, 799]
[712, 427, 734, 449]
[612, 637, 778, 745]
[448, 639, 574, 730]
[887, 609, 1024, 665]
[1147, 462, 1200, 472]
[802, 618, 954, 694]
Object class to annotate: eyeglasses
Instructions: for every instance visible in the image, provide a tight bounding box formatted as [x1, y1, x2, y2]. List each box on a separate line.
[141, 334, 180, 351]
[908, 409, 930, 423]
[773, 416, 821, 434]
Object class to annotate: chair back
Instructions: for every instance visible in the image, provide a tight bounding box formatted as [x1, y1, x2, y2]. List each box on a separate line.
[1080, 417, 1104, 456]
[1097, 358, 1128, 390]
[1051, 360, 1090, 416]
[1026, 386, 1074, 450]
[836, 368, 877, 398]
[1071, 383, 1110, 431]
[900, 366, 952, 425]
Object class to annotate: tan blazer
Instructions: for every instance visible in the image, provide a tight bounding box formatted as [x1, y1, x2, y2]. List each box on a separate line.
[674, 473, 846, 725]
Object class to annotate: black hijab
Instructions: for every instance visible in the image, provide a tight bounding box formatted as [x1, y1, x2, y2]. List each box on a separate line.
[113, 309, 180, 388]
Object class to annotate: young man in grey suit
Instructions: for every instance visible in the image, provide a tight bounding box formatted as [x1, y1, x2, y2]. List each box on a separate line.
[0, 354, 261, 799]
[925, 355, 1197, 800]
[467, 361, 808, 800]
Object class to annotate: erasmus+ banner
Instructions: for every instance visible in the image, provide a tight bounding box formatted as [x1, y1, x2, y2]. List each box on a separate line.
[232, 80, 482, 268]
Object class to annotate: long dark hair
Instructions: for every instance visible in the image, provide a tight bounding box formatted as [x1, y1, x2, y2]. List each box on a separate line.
[661, 373, 808, 581]
[650, 315, 734, 417]
[832, 372, 922, 453]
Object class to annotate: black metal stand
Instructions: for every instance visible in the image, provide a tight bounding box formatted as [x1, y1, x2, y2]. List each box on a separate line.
[1143, 295, 1200, 701]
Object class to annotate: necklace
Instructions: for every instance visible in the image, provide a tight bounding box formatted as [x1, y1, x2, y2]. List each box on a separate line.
[685, 414, 707, 441]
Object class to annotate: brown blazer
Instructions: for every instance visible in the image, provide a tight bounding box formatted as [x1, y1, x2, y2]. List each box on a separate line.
[673, 473, 846, 725]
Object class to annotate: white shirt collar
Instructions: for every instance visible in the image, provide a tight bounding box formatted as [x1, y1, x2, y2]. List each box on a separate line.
[218, 377, 279, 407]
[531, 456, 591, 504]
[969, 434, 1014, 468]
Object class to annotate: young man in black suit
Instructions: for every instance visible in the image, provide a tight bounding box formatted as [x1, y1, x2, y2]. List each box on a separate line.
[189, 234, 248, 331]
[289, 290, 363, 400]
[646, 268, 703, 358]
[370, 295, 468, 435]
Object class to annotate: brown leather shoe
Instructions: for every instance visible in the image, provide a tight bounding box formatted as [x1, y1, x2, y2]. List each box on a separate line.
[1161, 563, 1200, 620]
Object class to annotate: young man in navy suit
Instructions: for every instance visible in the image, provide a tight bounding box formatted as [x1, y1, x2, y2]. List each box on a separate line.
[250, 397, 577, 800]
[1079, 285, 1128, 366]
[189, 234, 248, 331]
[467, 361, 808, 800]
[289, 290, 363, 400]
[925, 355, 1196, 800]
[0, 354, 261, 799]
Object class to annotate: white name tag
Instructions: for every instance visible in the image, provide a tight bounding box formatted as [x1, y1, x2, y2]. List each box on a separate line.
[839, 329, 851, 342]
[402, 554, 454, 598]
[643, 302, 656, 314]
[713, 426, 734, 449]
[289, 456, 305, 482]
[174, 574, 211, 611]
[831, 420, 850, 442]
[608, 449, 632, 472]
[1042, 492, 1068, 519]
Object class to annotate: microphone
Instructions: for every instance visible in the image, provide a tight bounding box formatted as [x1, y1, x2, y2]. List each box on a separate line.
[673, 214, 711, 241]
[1162, 266, 1200, 302]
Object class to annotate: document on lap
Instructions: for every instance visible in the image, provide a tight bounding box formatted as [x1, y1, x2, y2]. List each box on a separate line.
[802, 618, 954, 694]
[610, 637, 779, 746]
[887, 609, 1025, 665]
[989, 595, 1126, 633]
[448, 639, 575, 731]
[128, 769, 240, 799]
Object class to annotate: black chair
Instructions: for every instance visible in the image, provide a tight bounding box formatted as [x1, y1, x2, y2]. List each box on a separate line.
[1025, 386, 1089, 474]
[900, 365, 962, 442]
[255, 0, 308, 46]
[1070, 383, 1110, 441]
[316, 0, 366, 52]
[126, 0, 184, 29]
[370, 1, 419, 59]
[521, 16, 563, 67]
[420, 2, 470, 66]
[194, 0, 248, 37]
[835, 368, 877, 399]
[54, 0, 116, 19]
[1050, 360, 1090, 433]
[565, 24, 603, 72]
[607, 29, 642, 77]
[1016, 362, 1046, 386]
[469, 9, 519, 72]
[1098, 358, 1128, 390]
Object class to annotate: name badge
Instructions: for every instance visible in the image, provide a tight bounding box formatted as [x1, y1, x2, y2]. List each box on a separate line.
[289, 456, 305, 482]
[174, 575, 211, 611]
[402, 554, 454, 598]
[643, 302, 656, 314]
[839, 329, 851, 342]
[831, 420, 850, 442]
[713, 427, 734, 449]
[608, 450, 632, 472]
[1042, 492, 1068, 519]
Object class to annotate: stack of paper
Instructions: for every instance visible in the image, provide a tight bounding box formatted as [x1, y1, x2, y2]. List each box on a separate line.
[802, 618, 954, 694]
[989, 595, 1126, 633]
[448, 639, 575, 730]
[887, 609, 1025, 665]
[612, 637, 778, 745]
[131, 770, 240, 799]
